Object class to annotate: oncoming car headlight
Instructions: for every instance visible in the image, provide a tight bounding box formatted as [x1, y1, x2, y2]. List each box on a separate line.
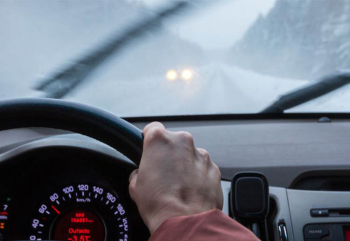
[166, 70, 178, 81]
[181, 69, 193, 80]
[166, 69, 194, 81]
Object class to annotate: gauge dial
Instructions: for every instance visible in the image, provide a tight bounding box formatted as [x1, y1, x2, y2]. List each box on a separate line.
[0, 198, 10, 241]
[29, 184, 129, 241]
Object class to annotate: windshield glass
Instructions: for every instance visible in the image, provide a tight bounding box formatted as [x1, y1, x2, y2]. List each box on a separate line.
[1, 0, 350, 116]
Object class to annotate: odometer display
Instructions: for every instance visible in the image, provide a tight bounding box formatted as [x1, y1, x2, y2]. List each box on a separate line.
[53, 209, 105, 241]
[29, 184, 129, 241]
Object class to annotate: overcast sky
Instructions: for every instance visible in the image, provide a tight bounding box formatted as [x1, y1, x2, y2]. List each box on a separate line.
[142, 0, 276, 50]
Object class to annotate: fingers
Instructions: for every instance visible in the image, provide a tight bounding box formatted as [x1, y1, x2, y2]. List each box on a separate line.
[143, 122, 165, 136]
[196, 148, 222, 209]
[143, 123, 195, 148]
[196, 148, 210, 159]
[197, 147, 221, 178]
[129, 169, 138, 201]
[177, 131, 195, 148]
[143, 122, 168, 146]
[129, 169, 138, 183]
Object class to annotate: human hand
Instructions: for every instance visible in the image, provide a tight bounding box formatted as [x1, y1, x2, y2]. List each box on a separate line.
[129, 122, 223, 234]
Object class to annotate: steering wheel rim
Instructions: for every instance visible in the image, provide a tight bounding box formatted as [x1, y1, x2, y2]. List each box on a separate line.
[0, 98, 143, 165]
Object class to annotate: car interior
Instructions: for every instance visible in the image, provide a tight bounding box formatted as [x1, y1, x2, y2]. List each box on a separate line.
[1, 99, 350, 241]
[1, 0, 350, 241]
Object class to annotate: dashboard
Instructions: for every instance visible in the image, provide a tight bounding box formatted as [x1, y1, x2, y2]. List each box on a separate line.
[0, 130, 149, 241]
[1, 115, 350, 241]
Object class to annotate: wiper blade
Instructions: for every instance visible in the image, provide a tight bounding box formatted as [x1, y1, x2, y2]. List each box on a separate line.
[35, 1, 190, 99]
[261, 72, 350, 113]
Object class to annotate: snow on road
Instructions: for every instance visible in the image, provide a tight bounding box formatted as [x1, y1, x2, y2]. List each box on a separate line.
[2, 53, 350, 116]
[1, 1, 350, 116]
[64, 62, 308, 116]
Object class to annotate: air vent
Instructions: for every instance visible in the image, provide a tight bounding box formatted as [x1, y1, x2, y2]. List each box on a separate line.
[290, 171, 350, 191]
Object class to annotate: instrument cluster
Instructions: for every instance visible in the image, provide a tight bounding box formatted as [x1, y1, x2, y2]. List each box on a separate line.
[0, 146, 149, 241]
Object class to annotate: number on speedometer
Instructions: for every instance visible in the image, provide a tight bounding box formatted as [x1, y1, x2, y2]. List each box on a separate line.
[29, 184, 129, 241]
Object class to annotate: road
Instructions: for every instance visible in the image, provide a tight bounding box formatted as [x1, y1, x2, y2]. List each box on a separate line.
[1, 1, 349, 116]
[63, 62, 307, 116]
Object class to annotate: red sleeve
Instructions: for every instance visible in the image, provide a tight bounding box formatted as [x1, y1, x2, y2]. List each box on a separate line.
[149, 209, 260, 241]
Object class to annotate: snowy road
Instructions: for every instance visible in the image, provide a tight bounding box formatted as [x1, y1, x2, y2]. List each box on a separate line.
[1, 1, 350, 116]
[63, 62, 308, 116]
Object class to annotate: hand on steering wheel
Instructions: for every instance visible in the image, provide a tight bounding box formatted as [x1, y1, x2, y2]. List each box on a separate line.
[129, 122, 223, 234]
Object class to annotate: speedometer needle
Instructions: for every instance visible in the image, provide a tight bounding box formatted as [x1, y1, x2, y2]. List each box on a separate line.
[51, 205, 61, 215]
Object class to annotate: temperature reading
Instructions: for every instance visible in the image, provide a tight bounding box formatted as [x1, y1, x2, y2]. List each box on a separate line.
[68, 235, 91, 241]
[54, 210, 104, 241]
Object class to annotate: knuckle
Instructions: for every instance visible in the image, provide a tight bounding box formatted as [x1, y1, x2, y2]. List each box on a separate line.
[178, 131, 194, 144]
[129, 169, 138, 183]
[144, 122, 164, 133]
[202, 149, 210, 159]
[212, 162, 221, 176]
[197, 148, 210, 160]
[145, 127, 166, 143]
[128, 182, 134, 192]
[128, 183, 136, 200]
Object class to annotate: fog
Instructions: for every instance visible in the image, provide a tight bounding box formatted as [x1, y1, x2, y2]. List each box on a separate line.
[0, 0, 349, 116]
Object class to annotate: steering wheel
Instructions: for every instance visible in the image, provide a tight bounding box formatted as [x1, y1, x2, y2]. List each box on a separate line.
[0, 98, 143, 166]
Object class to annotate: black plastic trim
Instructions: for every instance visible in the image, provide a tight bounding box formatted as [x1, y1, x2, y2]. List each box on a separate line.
[290, 170, 350, 191]
[123, 113, 350, 123]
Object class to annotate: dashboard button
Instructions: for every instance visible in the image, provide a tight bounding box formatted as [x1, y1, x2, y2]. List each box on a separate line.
[310, 209, 329, 217]
[304, 225, 330, 239]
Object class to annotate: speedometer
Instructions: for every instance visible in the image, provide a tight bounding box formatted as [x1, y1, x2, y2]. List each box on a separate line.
[29, 184, 129, 241]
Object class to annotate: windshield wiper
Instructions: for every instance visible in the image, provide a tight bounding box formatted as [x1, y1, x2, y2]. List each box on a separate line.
[35, 1, 190, 99]
[261, 72, 350, 113]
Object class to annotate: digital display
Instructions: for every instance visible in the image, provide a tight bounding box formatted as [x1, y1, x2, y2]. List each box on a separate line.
[53, 209, 105, 241]
[344, 227, 350, 241]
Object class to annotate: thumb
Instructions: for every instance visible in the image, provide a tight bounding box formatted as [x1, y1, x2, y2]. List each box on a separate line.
[128, 169, 138, 201]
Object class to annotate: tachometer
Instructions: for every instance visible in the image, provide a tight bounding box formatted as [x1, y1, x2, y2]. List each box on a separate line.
[29, 184, 129, 241]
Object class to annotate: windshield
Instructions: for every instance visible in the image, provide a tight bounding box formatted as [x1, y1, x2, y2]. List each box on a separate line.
[1, 0, 350, 117]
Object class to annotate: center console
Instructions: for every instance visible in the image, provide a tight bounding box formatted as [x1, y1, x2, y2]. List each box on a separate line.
[288, 189, 350, 241]
[221, 181, 350, 241]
